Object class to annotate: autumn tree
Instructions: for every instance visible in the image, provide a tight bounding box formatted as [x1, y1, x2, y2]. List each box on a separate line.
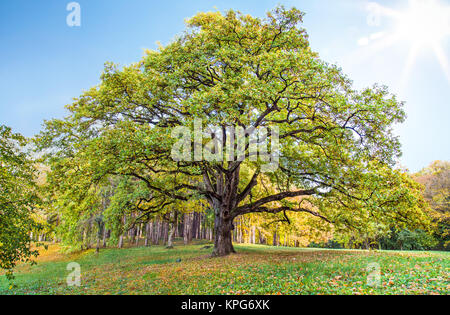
[37, 7, 428, 256]
[415, 161, 449, 214]
[0, 125, 42, 278]
[414, 161, 450, 249]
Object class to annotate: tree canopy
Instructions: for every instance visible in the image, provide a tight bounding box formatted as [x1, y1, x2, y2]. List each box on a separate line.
[414, 161, 450, 250]
[0, 125, 42, 278]
[37, 7, 429, 256]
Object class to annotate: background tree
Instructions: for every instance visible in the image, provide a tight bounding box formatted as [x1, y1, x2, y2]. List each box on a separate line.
[414, 161, 449, 250]
[0, 125, 42, 279]
[37, 7, 429, 256]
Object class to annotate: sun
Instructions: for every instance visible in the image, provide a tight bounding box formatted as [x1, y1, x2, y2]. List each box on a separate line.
[395, 0, 450, 46]
[360, 0, 450, 88]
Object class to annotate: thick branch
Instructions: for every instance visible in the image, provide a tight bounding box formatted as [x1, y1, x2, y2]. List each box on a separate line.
[236, 170, 260, 205]
[240, 206, 332, 224]
[232, 188, 317, 217]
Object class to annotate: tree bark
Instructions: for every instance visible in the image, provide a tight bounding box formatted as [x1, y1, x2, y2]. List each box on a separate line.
[102, 229, 108, 248]
[118, 235, 124, 248]
[166, 211, 177, 249]
[130, 225, 136, 245]
[163, 221, 169, 243]
[211, 201, 236, 257]
[145, 223, 151, 247]
[152, 220, 158, 245]
[187, 214, 193, 243]
[135, 225, 140, 247]
[96, 238, 100, 254]
[258, 228, 265, 244]
[191, 212, 197, 240]
[251, 226, 256, 244]
[183, 213, 190, 245]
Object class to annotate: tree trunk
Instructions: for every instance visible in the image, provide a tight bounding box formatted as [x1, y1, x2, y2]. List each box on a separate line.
[152, 220, 158, 245]
[135, 227, 140, 247]
[163, 221, 169, 243]
[211, 205, 235, 257]
[167, 226, 175, 248]
[251, 226, 256, 244]
[175, 214, 179, 238]
[258, 229, 265, 245]
[201, 214, 206, 240]
[145, 223, 151, 247]
[130, 227, 136, 245]
[191, 212, 197, 240]
[118, 235, 124, 248]
[102, 229, 108, 248]
[187, 214, 193, 243]
[167, 211, 177, 249]
[183, 213, 190, 245]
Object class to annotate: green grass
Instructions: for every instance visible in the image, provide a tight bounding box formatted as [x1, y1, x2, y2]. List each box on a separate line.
[1, 241, 448, 295]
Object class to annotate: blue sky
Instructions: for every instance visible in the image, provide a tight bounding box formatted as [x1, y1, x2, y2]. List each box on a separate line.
[0, 0, 449, 172]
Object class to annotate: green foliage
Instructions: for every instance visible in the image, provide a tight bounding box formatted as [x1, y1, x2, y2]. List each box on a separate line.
[435, 219, 450, 251]
[379, 229, 438, 251]
[0, 125, 42, 279]
[308, 239, 343, 249]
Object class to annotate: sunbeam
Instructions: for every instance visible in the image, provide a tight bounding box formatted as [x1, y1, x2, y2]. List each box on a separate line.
[363, 0, 450, 87]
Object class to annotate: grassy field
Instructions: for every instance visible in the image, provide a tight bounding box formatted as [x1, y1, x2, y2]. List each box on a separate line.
[1, 241, 448, 295]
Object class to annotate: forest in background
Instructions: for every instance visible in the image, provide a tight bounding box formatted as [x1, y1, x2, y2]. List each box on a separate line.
[31, 161, 449, 253]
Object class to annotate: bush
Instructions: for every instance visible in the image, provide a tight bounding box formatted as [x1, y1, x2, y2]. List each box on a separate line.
[308, 239, 343, 249]
[380, 229, 438, 251]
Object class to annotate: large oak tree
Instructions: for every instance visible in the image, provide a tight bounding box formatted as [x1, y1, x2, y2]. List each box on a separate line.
[38, 7, 428, 256]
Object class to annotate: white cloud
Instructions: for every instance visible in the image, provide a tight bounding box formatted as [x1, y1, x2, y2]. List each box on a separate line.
[357, 32, 385, 46]
[358, 37, 370, 46]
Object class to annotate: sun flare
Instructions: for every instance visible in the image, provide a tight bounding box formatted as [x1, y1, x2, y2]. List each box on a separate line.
[395, 0, 450, 45]
[361, 0, 450, 87]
